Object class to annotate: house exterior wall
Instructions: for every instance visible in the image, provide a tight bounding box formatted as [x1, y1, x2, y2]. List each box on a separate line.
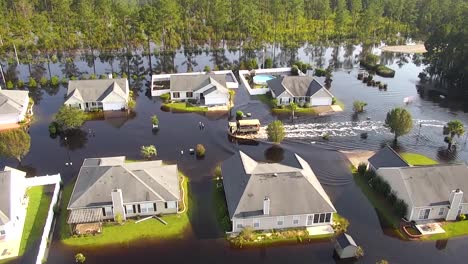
[103, 102, 126, 111]
[335, 244, 358, 259]
[2, 173, 26, 240]
[0, 96, 29, 124]
[231, 212, 334, 233]
[204, 92, 228, 106]
[410, 203, 468, 222]
[170, 91, 196, 101]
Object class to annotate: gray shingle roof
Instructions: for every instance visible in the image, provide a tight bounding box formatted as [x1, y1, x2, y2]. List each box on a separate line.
[66, 79, 128, 102]
[266, 76, 326, 97]
[0, 90, 29, 115]
[221, 151, 336, 219]
[336, 233, 357, 248]
[368, 145, 409, 170]
[68, 157, 180, 209]
[170, 74, 227, 92]
[378, 164, 468, 207]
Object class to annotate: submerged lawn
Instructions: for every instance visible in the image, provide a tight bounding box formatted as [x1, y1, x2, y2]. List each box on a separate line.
[401, 153, 438, 166]
[19, 186, 51, 256]
[59, 174, 191, 247]
[162, 102, 208, 113]
[421, 220, 468, 241]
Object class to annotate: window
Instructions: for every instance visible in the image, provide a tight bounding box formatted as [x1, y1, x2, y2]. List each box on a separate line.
[173, 92, 180, 98]
[293, 216, 300, 225]
[253, 219, 260, 228]
[319, 214, 325, 223]
[186, 92, 193, 98]
[140, 203, 155, 213]
[307, 215, 313, 225]
[313, 214, 319, 224]
[103, 206, 113, 217]
[126, 205, 134, 214]
[277, 216, 284, 226]
[236, 220, 243, 229]
[0, 229, 5, 235]
[419, 208, 430, 220]
[166, 201, 177, 209]
[438, 208, 445, 216]
[325, 213, 331, 222]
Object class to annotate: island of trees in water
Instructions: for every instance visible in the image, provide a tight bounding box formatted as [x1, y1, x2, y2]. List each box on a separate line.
[0, 0, 466, 98]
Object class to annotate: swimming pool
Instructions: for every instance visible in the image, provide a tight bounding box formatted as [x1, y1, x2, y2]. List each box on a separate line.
[253, 75, 276, 85]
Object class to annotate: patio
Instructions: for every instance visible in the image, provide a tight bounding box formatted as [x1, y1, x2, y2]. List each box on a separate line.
[415, 222, 445, 235]
[306, 225, 335, 236]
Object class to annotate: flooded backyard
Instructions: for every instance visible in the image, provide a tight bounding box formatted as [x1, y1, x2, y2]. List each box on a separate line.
[1, 44, 468, 263]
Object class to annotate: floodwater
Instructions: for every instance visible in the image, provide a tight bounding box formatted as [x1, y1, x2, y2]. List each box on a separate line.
[1, 44, 467, 264]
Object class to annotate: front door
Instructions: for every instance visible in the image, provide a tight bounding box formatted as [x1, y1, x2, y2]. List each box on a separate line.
[420, 208, 430, 220]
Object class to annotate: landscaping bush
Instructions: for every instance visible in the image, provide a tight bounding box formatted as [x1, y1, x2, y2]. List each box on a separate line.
[203, 65, 211, 72]
[48, 122, 58, 134]
[360, 54, 379, 69]
[332, 97, 337, 105]
[99, 74, 108, 79]
[304, 102, 311, 108]
[459, 214, 466, 221]
[160, 92, 170, 102]
[6, 80, 14, 89]
[61, 77, 68, 85]
[40, 76, 48, 86]
[187, 99, 197, 104]
[298, 101, 305, 108]
[357, 162, 367, 175]
[322, 133, 330, 140]
[70, 76, 78, 80]
[375, 65, 395, 77]
[236, 110, 244, 120]
[17, 80, 24, 88]
[115, 213, 124, 225]
[372, 176, 391, 198]
[387, 191, 397, 205]
[293, 61, 312, 74]
[29, 77, 37, 88]
[89, 74, 97, 80]
[394, 199, 408, 218]
[196, 144, 206, 157]
[51, 76, 60, 86]
[264, 57, 273, 68]
[315, 68, 326, 77]
[151, 115, 159, 126]
[291, 65, 300, 76]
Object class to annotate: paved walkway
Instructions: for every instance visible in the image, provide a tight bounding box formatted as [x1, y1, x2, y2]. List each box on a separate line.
[306, 225, 334, 236]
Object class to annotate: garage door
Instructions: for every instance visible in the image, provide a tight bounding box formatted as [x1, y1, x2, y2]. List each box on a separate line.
[103, 103, 125, 111]
[205, 96, 227, 106]
[311, 97, 332, 106]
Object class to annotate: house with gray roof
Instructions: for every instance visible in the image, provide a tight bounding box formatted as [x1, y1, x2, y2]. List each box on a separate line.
[169, 74, 230, 106]
[67, 157, 180, 229]
[377, 164, 468, 222]
[0, 88, 30, 125]
[266, 76, 334, 106]
[64, 78, 129, 111]
[368, 145, 410, 171]
[0, 167, 27, 241]
[221, 151, 336, 233]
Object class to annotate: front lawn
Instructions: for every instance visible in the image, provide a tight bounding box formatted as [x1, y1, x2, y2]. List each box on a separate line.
[400, 153, 438, 166]
[162, 102, 208, 113]
[19, 186, 51, 256]
[421, 220, 468, 241]
[59, 173, 191, 247]
[255, 94, 317, 114]
[352, 170, 406, 239]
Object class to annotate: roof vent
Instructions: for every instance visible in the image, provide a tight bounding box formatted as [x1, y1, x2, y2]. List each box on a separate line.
[273, 173, 278, 177]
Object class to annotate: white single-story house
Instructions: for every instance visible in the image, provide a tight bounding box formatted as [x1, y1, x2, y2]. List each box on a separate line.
[334, 233, 359, 259]
[151, 70, 238, 97]
[368, 145, 410, 171]
[0, 88, 30, 125]
[67, 157, 180, 233]
[0, 167, 27, 241]
[221, 151, 336, 233]
[64, 78, 129, 111]
[169, 74, 230, 106]
[377, 164, 468, 222]
[266, 76, 334, 106]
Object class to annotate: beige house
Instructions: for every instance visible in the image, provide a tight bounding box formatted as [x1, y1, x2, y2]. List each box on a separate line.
[267, 76, 334, 106]
[0, 89, 30, 125]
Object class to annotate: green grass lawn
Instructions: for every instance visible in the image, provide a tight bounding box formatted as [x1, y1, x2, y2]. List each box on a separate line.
[59, 173, 191, 247]
[19, 186, 51, 255]
[333, 98, 345, 110]
[162, 102, 208, 113]
[400, 153, 439, 166]
[421, 220, 468, 240]
[352, 171, 406, 239]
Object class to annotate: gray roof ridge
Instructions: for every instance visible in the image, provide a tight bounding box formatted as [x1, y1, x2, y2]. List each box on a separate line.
[126, 167, 165, 201]
[385, 145, 410, 166]
[140, 165, 180, 201]
[233, 172, 256, 217]
[396, 167, 415, 208]
[209, 77, 229, 93]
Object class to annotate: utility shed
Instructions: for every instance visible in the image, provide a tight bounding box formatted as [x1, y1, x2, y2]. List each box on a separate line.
[334, 233, 358, 259]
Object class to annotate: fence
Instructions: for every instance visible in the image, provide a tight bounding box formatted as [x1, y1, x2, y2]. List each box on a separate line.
[27, 174, 61, 264]
[239, 68, 292, 96]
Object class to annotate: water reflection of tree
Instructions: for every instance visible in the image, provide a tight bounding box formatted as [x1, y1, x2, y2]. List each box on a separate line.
[153, 51, 176, 74]
[61, 57, 81, 78]
[436, 147, 458, 162]
[264, 145, 284, 163]
[31, 63, 46, 81]
[182, 47, 200, 72]
[329, 46, 342, 70]
[28, 86, 44, 105]
[5, 64, 19, 83]
[313, 46, 326, 68]
[99, 53, 117, 74]
[129, 55, 147, 93]
[82, 53, 96, 75]
[342, 44, 355, 69]
[210, 48, 232, 70]
[59, 129, 88, 151]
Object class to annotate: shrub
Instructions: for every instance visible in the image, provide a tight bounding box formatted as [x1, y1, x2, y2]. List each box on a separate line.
[122, 72, 128, 79]
[70, 76, 78, 80]
[236, 110, 244, 120]
[160, 92, 170, 102]
[187, 99, 197, 104]
[353, 100, 367, 113]
[115, 213, 124, 225]
[264, 57, 273, 68]
[357, 162, 367, 175]
[151, 115, 159, 126]
[214, 165, 222, 178]
[375, 64, 395, 77]
[75, 253, 86, 263]
[459, 214, 466, 221]
[40, 76, 48, 86]
[291, 65, 299, 76]
[17, 80, 24, 88]
[267, 120, 285, 144]
[89, 74, 97, 80]
[394, 199, 408, 218]
[322, 133, 330, 140]
[61, 77, 68, 85]
[196, 144, 206, 157]
[54, 106, 85, 130]
[314, 68, 326, 77]
[99, 74, 108, 79]
[51, 76, 60, 86]
[245, 59, 258, 70]
[6, 80, 14, 89]
[213, 65, 220, 71]
[203, 65, 211, 72]
[298, 101, 305, 108]
[332, 97, 337, 105]
[387, 191, 397, 204]
[239, 227, 255, 241]
[48, 122, 58, 134]
[140, 145, 157, 159]
[29, 77, 37, 88]
[364, 170, 376, 181]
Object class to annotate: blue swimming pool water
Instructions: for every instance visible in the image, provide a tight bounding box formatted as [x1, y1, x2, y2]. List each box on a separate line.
[253, 75, 275, 84]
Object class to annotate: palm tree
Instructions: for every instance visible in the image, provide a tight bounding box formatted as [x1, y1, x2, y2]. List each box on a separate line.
[444, 120, 465, 150]
[140, 145, 157, 160]
[289, 102, 297, 121]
